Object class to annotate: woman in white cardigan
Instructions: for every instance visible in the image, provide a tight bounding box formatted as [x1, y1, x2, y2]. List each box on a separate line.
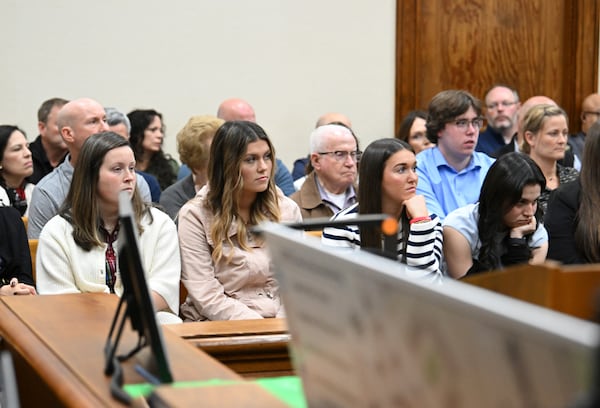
[36, 132, 181, 322]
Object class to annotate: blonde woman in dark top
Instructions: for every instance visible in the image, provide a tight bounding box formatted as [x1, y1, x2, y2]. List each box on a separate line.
[546, 122, 600, 264]
[521, 104, 578, 215]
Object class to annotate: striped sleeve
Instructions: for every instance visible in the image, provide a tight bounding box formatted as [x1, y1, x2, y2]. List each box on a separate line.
[321, 204, 361, 249]
[400, 214, 444, 282]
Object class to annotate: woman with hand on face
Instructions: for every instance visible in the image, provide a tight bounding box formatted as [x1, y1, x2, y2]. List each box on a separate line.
[521, 104, 578, 215]
[322, 138, 443, 282]
[0, 125, 34, 216]
[396, 110, 434, 154]
[36, 132, 181, 323]
[443, 153, 548, 279]
[178, 121, 302, 321]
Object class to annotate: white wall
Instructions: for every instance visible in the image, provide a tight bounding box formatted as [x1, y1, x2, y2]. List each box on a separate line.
[0, 0, 396, 170]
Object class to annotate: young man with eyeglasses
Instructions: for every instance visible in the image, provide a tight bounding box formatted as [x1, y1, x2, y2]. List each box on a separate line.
[569, 93, 600, 162]
[416, 90, 495, 220]
[291, 124, 358, 219]
[475, 85, 521, 156]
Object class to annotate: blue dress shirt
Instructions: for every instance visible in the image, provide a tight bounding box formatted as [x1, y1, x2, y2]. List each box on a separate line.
[416, 147, 495, 220]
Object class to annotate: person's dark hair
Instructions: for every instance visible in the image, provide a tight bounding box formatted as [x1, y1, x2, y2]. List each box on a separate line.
[127, 109, 176, 190]
[0, 125, 28, 214]
[358, 138, 414, 260]
[60, 132, 150, 251]
[477, 152, 545, 270]
[397, 110, 427, 142]
[425, 90, 482, 144]
[37, 98, 69, 123]
[574, 122, 600, 262]
[207, 121, 280, 264]
[0, 125, 26, 163]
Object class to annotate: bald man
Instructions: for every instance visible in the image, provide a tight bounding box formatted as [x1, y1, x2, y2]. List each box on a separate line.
[28, 98, 151, 238]
[570, 93, 600, 161]
[315, 112, 352, 128]
[494, 95, 578, 169]
[217, 98, 256, 122]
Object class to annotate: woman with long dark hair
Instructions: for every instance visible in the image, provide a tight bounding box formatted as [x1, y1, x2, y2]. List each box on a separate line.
[0, 125, 34, 216]
[178, 121, 301, 321]
[128, 109, 178, 190]
[396, 110, 434, 154]
[322, 138, 443, 281]
[546, 122, 600, 263]
[443, 152, 548, 278]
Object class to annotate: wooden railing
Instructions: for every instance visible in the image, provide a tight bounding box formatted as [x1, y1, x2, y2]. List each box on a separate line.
[462, 262, 600, 321]
[165, 318, 292, 378]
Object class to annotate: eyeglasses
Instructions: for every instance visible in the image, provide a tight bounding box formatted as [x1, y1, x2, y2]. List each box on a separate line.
[450, 118, 484, 130]
[318, 150, 362, 162]
[486, 101, 518, 110]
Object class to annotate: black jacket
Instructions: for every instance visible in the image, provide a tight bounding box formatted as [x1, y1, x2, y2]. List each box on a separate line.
[0, 206, 35, 286]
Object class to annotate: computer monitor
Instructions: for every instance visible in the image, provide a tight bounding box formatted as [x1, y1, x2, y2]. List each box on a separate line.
[104, 191, 173, 402]
[259, 222, 599, 407]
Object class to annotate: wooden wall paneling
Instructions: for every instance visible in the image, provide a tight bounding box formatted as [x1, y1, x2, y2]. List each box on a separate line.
[570, 0, 600, 129]
[395, 0, 599, 134]
[395, 0, 419, 133]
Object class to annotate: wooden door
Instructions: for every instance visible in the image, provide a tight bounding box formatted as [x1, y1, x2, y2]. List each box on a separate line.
[395, 0, 599, 131]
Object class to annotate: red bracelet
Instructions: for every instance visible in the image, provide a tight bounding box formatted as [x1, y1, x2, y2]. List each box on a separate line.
[409, 216, 432, 225]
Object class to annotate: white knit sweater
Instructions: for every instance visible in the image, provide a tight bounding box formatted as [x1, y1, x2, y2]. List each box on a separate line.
[36, 207, 180, 316]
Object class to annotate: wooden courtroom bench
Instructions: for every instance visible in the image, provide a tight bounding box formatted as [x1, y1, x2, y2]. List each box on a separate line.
[165, 318, 293, 378]
[0, 293, 277, 407]
[462, 262, 600, 321]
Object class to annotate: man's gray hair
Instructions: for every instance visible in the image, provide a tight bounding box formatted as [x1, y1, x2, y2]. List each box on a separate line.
[104, 107, 131, 134]
[309, 124, 354, 153]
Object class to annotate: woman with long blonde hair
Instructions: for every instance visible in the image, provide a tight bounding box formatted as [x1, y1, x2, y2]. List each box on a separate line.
[178, 121, 301, 321]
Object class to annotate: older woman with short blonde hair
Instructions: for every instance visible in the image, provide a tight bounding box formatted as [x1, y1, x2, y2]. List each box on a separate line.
[521, 104, 578, 215]
[159, 115, 224, 219]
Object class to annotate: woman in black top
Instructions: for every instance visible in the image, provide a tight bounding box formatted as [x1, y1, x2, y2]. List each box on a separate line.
[546, 122, 600, 264]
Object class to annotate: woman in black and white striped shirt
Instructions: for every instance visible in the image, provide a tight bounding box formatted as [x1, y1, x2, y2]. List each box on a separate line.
[322, 138, 443, 281]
